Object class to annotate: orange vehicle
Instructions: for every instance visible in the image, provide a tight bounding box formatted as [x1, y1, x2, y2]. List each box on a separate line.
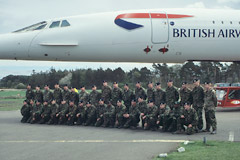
[215, 83, 240, 108]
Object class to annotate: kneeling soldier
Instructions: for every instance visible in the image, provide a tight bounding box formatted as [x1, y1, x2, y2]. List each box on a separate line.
[20, 100, 31, 123]
[143, 100, 158, 131]
[47, 100, 59, 125]
[95, 99, 107, 127]
[156, 102, 171, 132]
[123, 99, 140, 129]
[39, 101, 51, 124]
[138, 96, 148, 128]
[168, 101, 183, 132]
[115, 100, 127, 129]
[57, 100, 69, 125]
[66, 101, 77, 126]
[103, 102, 115, 127]
[85, 101, 97, 126]
[75, 101, 86, 125]
[30, 101, 43, 124]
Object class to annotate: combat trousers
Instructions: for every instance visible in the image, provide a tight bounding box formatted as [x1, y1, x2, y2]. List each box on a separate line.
[76, 115, 85, 125]
[193, 106, 203, 130]
[124, 116, 140, 128]
[103, 114, 114, 127]
[205, 108, 217, 131]
[85, 115, 96, 126]
[178, 118, 196, 135]
[115, 115, 126, 128]
[95, 117, 104, 127]
[145, 116, 157, 130]
[158, 116, 171, 131]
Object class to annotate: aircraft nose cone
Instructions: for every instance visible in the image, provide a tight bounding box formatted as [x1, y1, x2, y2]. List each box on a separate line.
[0, 33, 17, 59]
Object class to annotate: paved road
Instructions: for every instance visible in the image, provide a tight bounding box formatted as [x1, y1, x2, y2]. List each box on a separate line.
[0, 108, 239, 160]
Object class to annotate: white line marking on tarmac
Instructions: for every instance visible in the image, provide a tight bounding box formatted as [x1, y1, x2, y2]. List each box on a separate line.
[0, 139, 186, 143]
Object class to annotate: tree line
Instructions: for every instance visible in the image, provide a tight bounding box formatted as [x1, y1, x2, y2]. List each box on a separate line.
[1, 62, 240, 89]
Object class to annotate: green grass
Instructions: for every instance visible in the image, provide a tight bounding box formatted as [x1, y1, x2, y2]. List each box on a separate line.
[0, 90, 25, 111]
[154, 141, 240, 160]
[0, 90, 25, 98]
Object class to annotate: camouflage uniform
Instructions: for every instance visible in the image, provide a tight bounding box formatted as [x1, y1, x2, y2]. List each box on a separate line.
[79, 91, 89, 104]
[39, 104, 51, 124]
[168, 104, 183, 132]
[43, 90, 53, 104]
[204, 88, 218, 131]
[135, 87, 147, 100]
[115, 104, 127, 128]
[103, 104, 115, 127]
[34, 90, 43, 103]
[70, 91, 79, 105]
[122, 88, 135, 111]
[62, 89, 71, 102]
[157, 105, 171, 131]
[111, 87, 123, 106]
[66, 104, 77, 125]
[138, 100, 148, 128]
[20, 104, 31, 123]
[101, 85, 112, 104]
[144, 105, 158, 130]
[57, 103, 69, 124]
[177, 107, 198, 135]
[75, 104, 86, 125]
[85, 105, 97, 126]
[53, 88, 63, 105]
[26, 89, 35, 104]
[192, 85, 204, 130]
[147, 88, 155, 102]
[30, 103, 43, 124]
[48, 103, 59, 124]
[123, 104, 140, 128]
[180, 87, 192, 105]
[89, 90, 101, 106]
[154, 89, 166, 107]
[95, 103, 107, 127]
[165, 86, 179, 109]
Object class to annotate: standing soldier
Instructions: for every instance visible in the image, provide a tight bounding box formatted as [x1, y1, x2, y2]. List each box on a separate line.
[95, 99, 107, 127]
[156, 102, 171, 132]
[165, 80, 179, 109]
[30, 101, 43, 124]
[26, 84, 35, 104]
[62, 84, 71, 102]
[89, 85, 101, 106]
[103, 102, 115, 127]
[57, 100, 69, 125]
[79, 86, 89, 104]
[111, 82, 123, 107]
[175, 102, 198, 135]
[66, 101, 77, 126]
[20, 100, 31, 123]
[35, 85, 43, 103]
[70, 87, 79, 105]
[53, 83, 63, 105]
[142, 100, 158, 131]
[39, 101, 51, 124]
[138, 96, 148, 128]
[47, 100, 59, 125]
[180, 82, 192, 105]
[122, 84, 135, 111]
[101, 81, 112, 104]
[43, 85, 53, 104]
[154, 82, 166, 107]
[147, 82, 155, 102]
[135, 82, 147, 100]
[204, 82, 218, 134]
[114, 100, 127, 129]
[123, 99, 140, 129]
[84, 101, 97, 126]
[192, 79, 204, 131]
[75, 101, 86, 125]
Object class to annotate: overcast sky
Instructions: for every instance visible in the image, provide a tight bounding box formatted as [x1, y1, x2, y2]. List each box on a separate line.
[0, 0, 240, 79]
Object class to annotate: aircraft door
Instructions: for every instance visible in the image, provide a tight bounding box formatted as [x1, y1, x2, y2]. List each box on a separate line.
[150, 12, 169, 44]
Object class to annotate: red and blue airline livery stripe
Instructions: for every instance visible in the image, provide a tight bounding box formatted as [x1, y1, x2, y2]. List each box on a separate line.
[114, 13, 193, 30]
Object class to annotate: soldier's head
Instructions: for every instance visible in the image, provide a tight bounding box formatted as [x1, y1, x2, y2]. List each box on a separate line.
[131, 99, 137, 106]
[103, 80, 108, 86]
[30, 99, 34, 105]
[86, 101, 91, 107]
[35, 85, 40, 91]
[79, 101, 84, 107]
[136, 82, 141, 88]
[69, 101, 74, 106]
[52, 100, 56, 104]
[92, 85, 97, 91]
[117, 100, 122, 107]
[64, 84, 69, 91]
[148, 82, 153, 89]
[138, 96, 143, 103]
[23, 100, 27, 105]
[43, 101, 48, 106]
[71, 87, 75, 92]
[99, 99, 104, 105]
[36, 101, 41, 105]
[113, 82, 118, 88]
[193, 79, 200, 86]
[184, 102, 191, 110]
[61, 100, 66, 104]
[182, 82, 187, 89]
[160, 102, 166, 109]
[167, 80, 173, 87]
[155, 82, 161, 90]
[27, 84, 31, 90]
[44, 84, 50, 90]
[54, 83, 60, 89]
[204, 82, 211, 90]
[124, 84, 129, 90]
[148, 100, 154, 107]
[80, 86, 86, 91]
[174, 101, 180, 108]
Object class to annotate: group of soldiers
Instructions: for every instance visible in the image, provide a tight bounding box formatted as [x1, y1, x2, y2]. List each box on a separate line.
[21, 79, 218, 135]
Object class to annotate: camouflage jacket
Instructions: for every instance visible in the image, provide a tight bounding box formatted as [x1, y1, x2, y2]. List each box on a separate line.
[35, 90, 43, 103]
[147, 88, 155, 102]
[182, 108, 198, 126]
[79, 91, 89, 104]
[89, 90, 101, 106]
[21, 104, 30, 116]
[26, 89, 35, 100]
[157, 105, 171, 119]
[76, 105, 86, 117]
[50, 103, 59, 115]
[96, 104, 107, 118]
[104, 104, 115, 117]
[204, 88, 218, 109]
[41, 104, 51, 116]
[135, 87, 147, 100]
[192, 85, 204, 107]
[85, 105, 96, 118]
[70, 91, 79, 104]
[145, 105, 158, 119]
[170, 106, 183, 119]
[58, 103, 69, 115]
[115, 104, 127, 118]
[111, 87, 123, 106]
[128, 105, 140, 119]
[67, 105, 77, 117]
[180, 87, 192, 105]
[32, 104, 43, 115]
[138, 100, 148, 115]
[122, 89, 135, 105]
[62, 89, 71, 102]
[53, 88, 63, 103]
[101, 85, 112, 101]
[43, 90, 53, 104]
[154, 89, 166, 107]
[165, 86, 179, 106]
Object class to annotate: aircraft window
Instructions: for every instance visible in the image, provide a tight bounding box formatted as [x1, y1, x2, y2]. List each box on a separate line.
[34, 24, 47, 30]
[49, 21, 60, 28]
[61, 20, 70, 27]
[13, 21, 47, 33]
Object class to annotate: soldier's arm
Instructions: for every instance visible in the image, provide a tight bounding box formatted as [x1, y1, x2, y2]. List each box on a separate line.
[212, 91, 218, 107]
[175, 88, 180, 101]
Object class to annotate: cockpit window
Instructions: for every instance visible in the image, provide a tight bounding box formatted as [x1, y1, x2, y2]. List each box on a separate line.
[61, 20, 70, 27]
[13, 21, 47, 33]
[49, 21, 60, 28]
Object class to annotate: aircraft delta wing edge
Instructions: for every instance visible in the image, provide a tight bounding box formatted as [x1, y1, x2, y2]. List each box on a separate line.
[0, 8, 240, 63]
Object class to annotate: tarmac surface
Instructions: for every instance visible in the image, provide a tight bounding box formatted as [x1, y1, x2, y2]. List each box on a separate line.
[0, 107, 240, 160]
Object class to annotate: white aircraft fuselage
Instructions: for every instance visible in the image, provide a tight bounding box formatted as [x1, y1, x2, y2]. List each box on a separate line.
[0, 8, 240, 63]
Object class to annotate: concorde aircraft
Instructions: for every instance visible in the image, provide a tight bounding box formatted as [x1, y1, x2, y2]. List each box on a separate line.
[0, 8, 240, 63]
